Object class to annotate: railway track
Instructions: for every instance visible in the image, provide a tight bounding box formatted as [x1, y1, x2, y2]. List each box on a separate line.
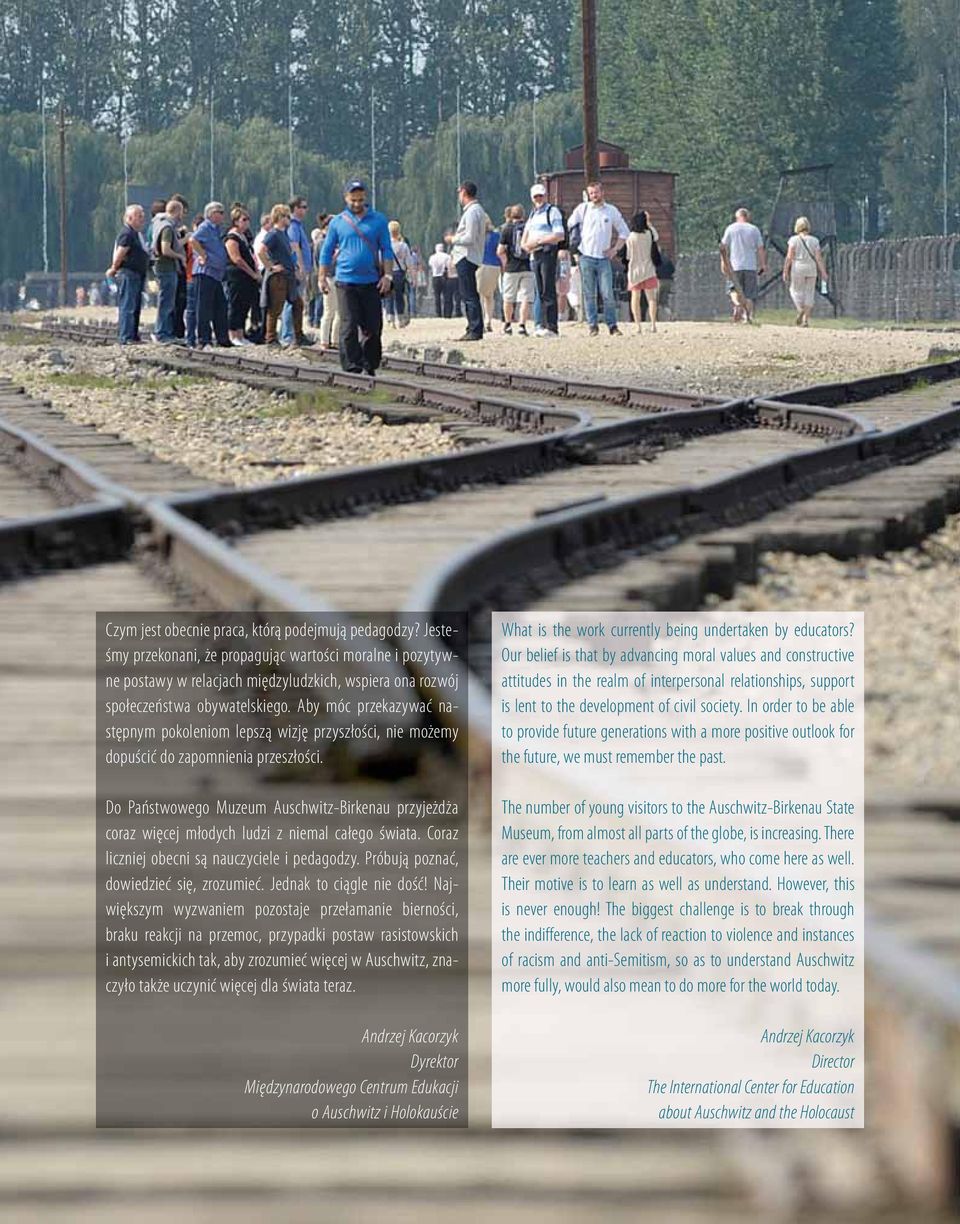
[228, 405, 856, 612]
[0, 316, 959, 1215]
[0, 374, 213, 501]
[0, 411, 762, 1221]
[770, 360, 960, 429]
[30, 315, 729, 427]
[408, 398, 960, 685]
[36, 312, 960, 423]
[397, 363, 960, 1213]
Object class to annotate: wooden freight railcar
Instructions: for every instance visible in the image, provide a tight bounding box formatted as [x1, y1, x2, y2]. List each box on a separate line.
[540, 141, 677, 258]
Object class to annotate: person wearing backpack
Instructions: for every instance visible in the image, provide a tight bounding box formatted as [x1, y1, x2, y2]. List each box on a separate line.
[498, 204, 534, 336]
[521, 184, 565, 337]
[568, 181, 630, 336]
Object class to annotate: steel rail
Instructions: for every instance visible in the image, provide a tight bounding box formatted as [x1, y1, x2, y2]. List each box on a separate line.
[406, 402, 960, 730]
[299, 342, 729, 409]
[764, 351, 960, 405]
[166, 398, 870, 538]
[29, 315, 729, 411]
[0, 401, 420, 767]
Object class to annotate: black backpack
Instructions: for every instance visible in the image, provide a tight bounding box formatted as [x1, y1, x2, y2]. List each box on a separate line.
[551, 205, 571, 252]
[152, 217, 174, 260]
[509, 222, 526, 262]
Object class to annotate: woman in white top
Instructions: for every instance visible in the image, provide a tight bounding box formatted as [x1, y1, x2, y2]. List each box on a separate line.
[782, 216, 828, 327]
[318, 218, 340, 350]
[625, 211, 660, 333]
[387, 220, 412, 327]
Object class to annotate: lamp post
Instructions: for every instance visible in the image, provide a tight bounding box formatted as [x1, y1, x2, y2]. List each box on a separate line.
[455, 80, 462, 190]
[40, 74, 49, 273]
[57, 104, 68, 307]
[208, 80, 215, 199]
[288, 80, 295, 199]
[370, 88, 377, 209]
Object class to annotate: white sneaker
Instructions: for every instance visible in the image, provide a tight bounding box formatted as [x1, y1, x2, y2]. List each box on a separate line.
[229, 337, 245, 347]
[534, 325, 548, 337]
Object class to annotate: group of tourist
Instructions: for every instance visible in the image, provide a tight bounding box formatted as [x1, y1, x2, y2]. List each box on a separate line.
[425, 180, 667, 341]
[108, 174, 829, 377]
[106, 188, 427, 356]
[108, 174, 674, 367]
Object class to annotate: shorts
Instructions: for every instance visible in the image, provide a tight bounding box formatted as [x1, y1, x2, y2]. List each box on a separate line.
[789, 273, 817, 310]
[731, 269, 758, 300]
[501, 271, 535, 304]
[629, 276, 659, 292]
[477, 265, 500, 297]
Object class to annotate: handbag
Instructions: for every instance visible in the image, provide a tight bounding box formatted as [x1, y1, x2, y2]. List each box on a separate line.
[650, 236, 663, 270]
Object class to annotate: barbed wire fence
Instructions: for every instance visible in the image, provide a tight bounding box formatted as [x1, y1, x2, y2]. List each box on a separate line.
[674, 235, 960, 323]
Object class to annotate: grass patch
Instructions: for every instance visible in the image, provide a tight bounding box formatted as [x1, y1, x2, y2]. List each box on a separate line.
[48, 371, 120, 390]
[263, 387, 348, 418]
[143, 375, 206, 391]
[0, 327, 48, 346]
[261, 385, 396, 418]
[48, 372, 205, 392]
[732, 308, 960, 332]
[364, 387, 398, 406]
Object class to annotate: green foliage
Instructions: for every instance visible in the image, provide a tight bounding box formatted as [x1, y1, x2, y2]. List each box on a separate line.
[0, 113, 119, 281]
[89, 110, 351, 264]
[0, 0, 955, 274]
[885, 0, 960, 235]
[383, 93, 583, 246]
[0, 0, 573, 182]
[595, 0, 902, 247]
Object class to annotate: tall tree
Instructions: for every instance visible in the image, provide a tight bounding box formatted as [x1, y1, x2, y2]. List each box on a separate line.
[595, 0, 901, 247]
[885, 0, 960, 236]
[384, 92, 582, 247]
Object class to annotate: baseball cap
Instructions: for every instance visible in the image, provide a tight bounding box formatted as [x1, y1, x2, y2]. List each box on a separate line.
[344, 179, 367, 193]
[530, 183, 546, 198]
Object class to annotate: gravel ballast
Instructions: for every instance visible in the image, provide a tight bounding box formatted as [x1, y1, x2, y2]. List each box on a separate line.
[31, 308, 959, 399]
[710, 518, 960, 797]
[385, 317, 958, 398]
[3, 322, 956, 797]
[0, 340, 457, 486]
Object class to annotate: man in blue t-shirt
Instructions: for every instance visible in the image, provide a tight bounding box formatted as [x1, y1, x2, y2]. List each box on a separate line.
[318, 179, 394, 376]
[191, 201, 230, 348]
